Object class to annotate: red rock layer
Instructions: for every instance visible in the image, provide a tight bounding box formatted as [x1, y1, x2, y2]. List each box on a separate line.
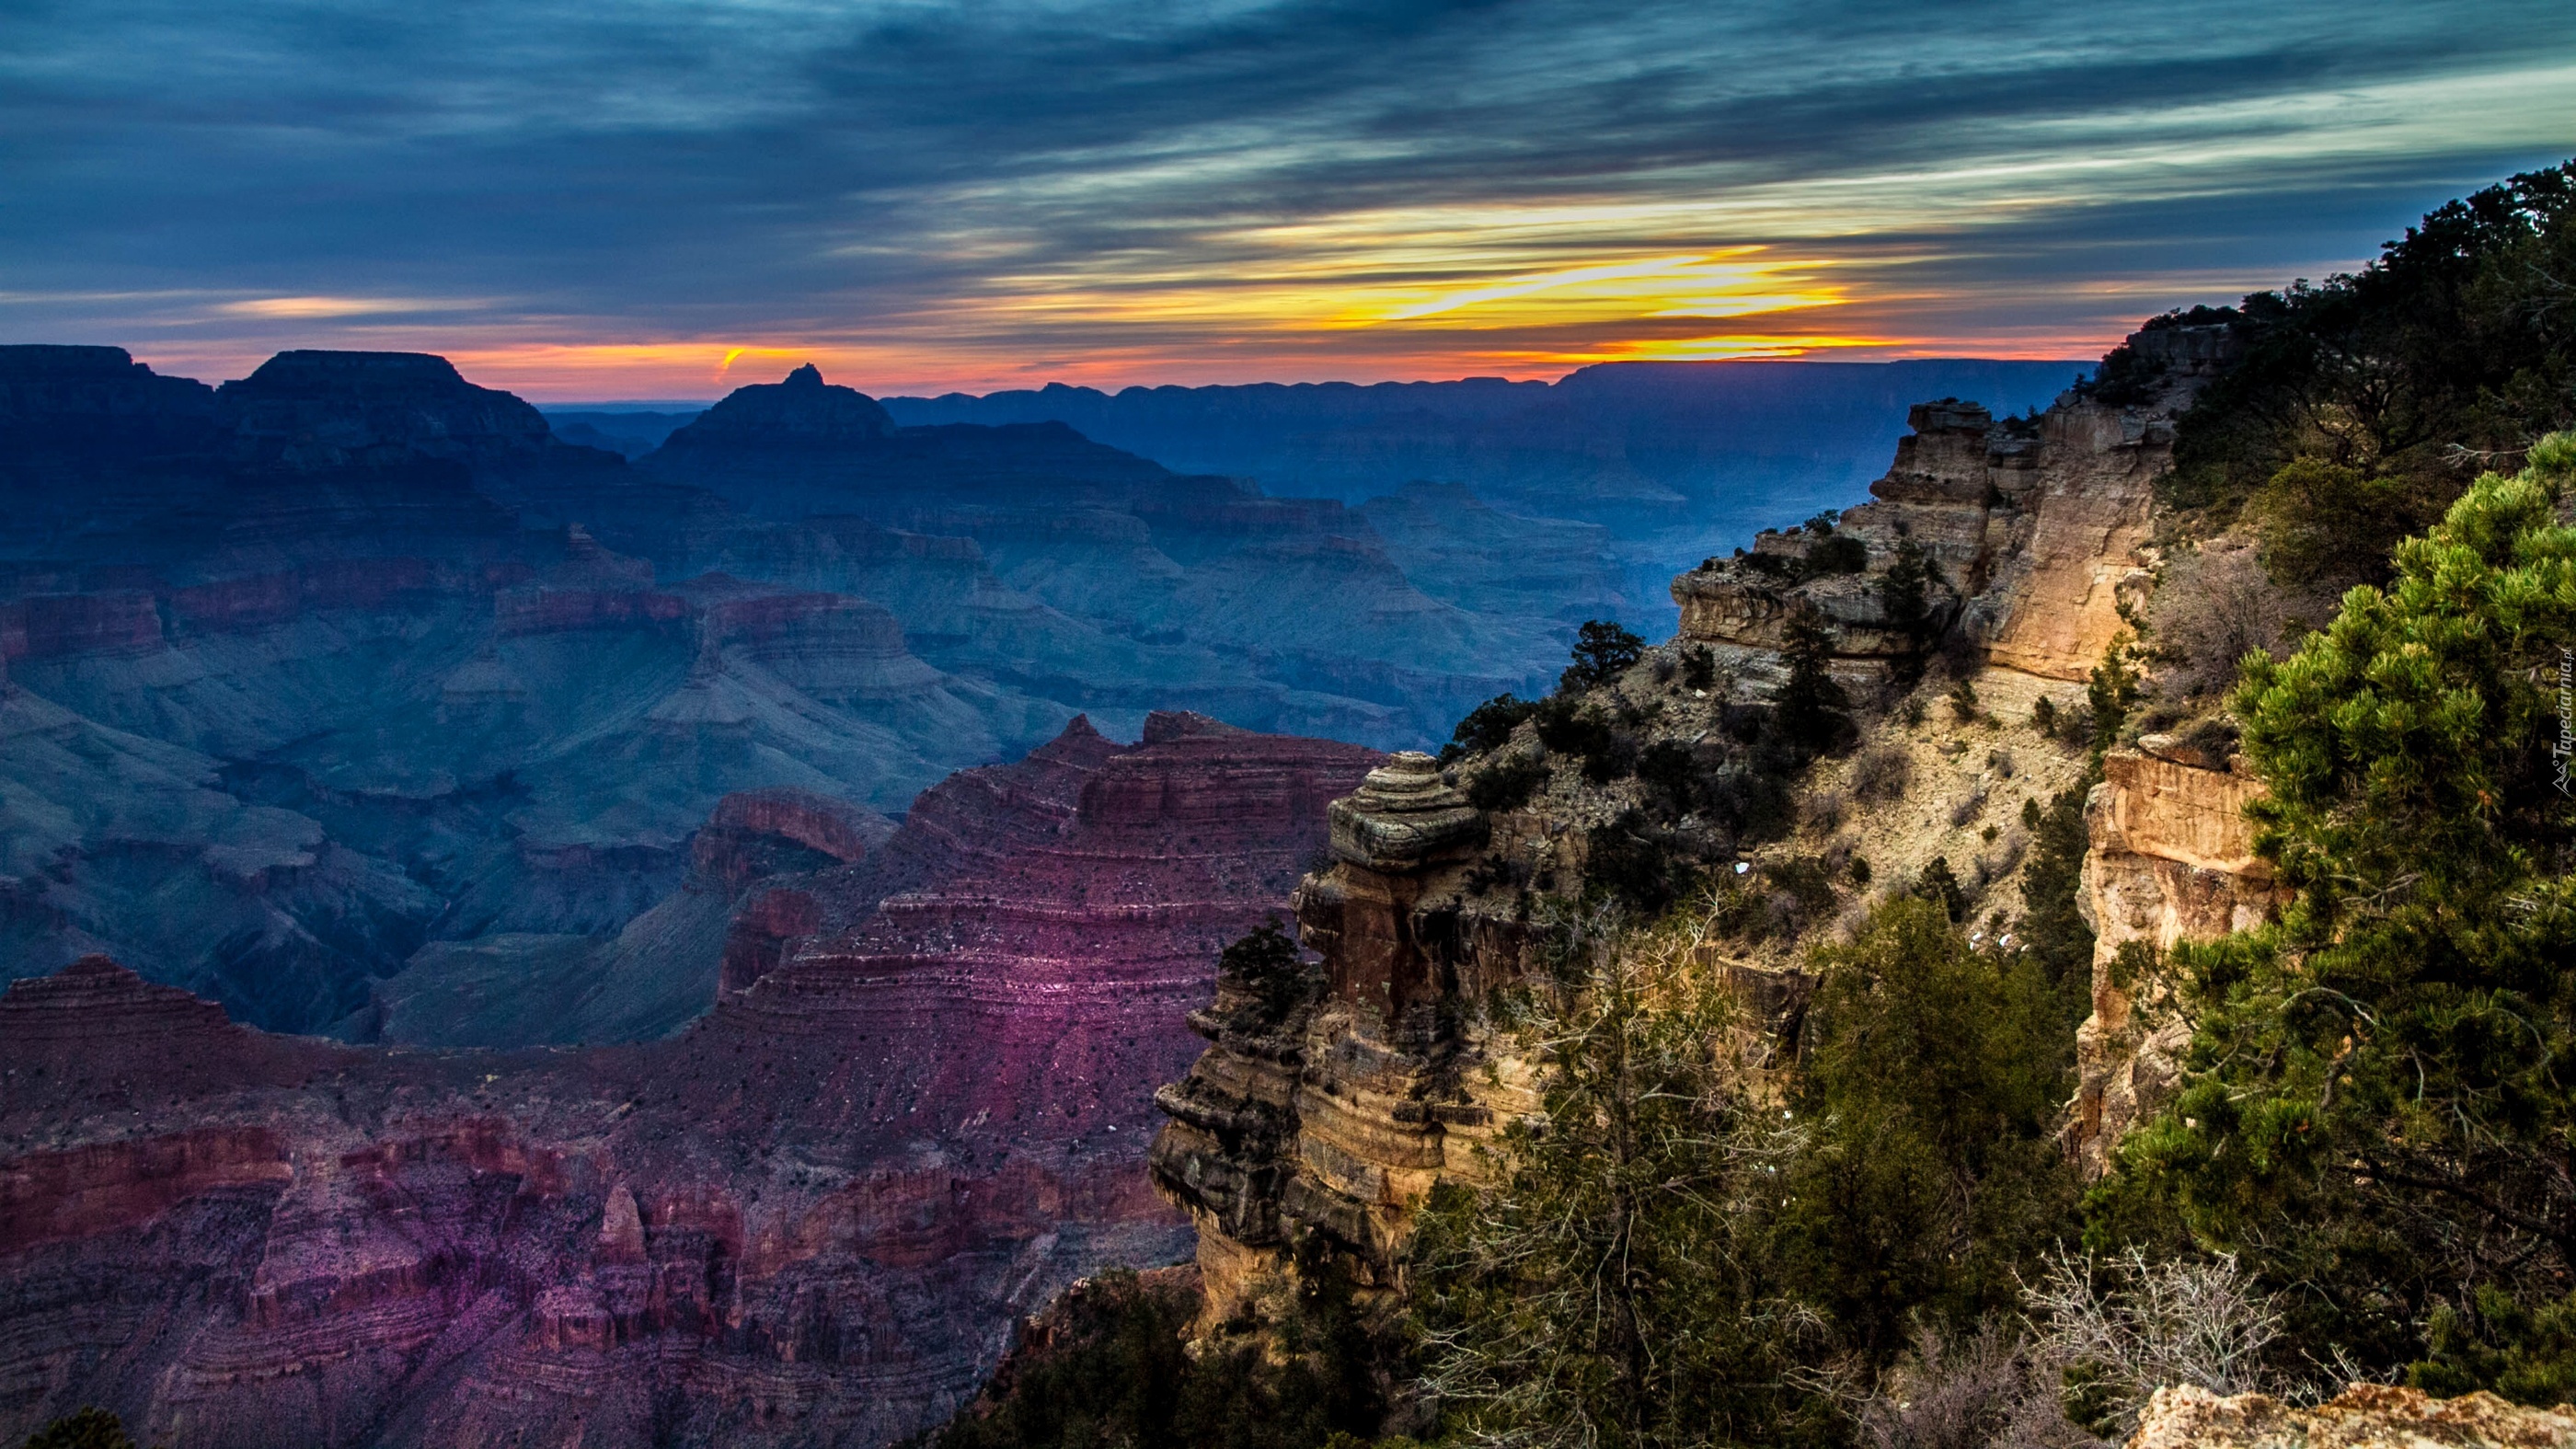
[0, 718, 1380, 1449]
[725, 713, 1381, 1149]
[0, 592, 162, 661]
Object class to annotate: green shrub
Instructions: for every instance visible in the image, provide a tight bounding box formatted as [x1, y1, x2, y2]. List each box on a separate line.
[1464, 753, 1547, 813]
[23, 1410, 143, 1449]
[1560, 619, 1646, 693]
[1441, 693, 1537, 762]
[1913, 857, 1968, 922]
[1805, 533, 1869, 576]
[1217, 920, 1312, 1030]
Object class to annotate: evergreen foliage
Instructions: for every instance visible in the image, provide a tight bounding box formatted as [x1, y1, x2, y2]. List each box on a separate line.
[21, 1411, 142, 1449]
[1532, 697, 1633, 783]
[2160, 160, 2576, 587]
[1464, 752, 1548, 812]
[1563, 621, 1648, 694]
[1409, 907, 1812, 1449]
[1774, 604, 1851, 751]
[1778, 901, 2086, 1365]
[1806, 533, 1869, 576]
[2094, 435, 2576, 1397]
[1878, 541, 1939, 684]
[2085, 639, 2138, 757]
[1914, 857, 1967, 923]
[2016, 786, 2099, 1005]
[930, 1264, 1390, 1449]
[1218, 919, 1313, 1030]
[1443, 694, 1540, 764]
[1411, 898, 2086, 1448]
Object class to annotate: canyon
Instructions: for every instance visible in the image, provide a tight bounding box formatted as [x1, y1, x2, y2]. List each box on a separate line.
[2, 328, 2326, 1446]
[880, 361, 2077, 633]
[0, 345, 1585, 1038]
[0, 712, 1377, 1446]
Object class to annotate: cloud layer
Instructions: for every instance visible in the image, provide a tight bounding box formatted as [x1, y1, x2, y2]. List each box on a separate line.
[3, 0, 2569, 396]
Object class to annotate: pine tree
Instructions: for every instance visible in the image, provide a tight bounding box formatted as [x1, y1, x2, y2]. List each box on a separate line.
[2099, 434, 2576, 1395]
[1562, 620, 1647, 693]
[1774, 604, 1848, 751]
[1878, 540, 1938, 684]
[1409, 906, 1804, 1449]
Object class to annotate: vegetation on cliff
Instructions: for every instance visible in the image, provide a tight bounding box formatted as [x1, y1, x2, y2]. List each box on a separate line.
[952, 167, 2576, 1449]
[2156, 160, 2575, 594]
[2096, 435, 2576, 1400]
[1410, 895, 2089, 1449]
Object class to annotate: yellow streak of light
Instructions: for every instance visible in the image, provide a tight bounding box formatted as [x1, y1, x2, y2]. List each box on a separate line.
[217, 295, 476, 318]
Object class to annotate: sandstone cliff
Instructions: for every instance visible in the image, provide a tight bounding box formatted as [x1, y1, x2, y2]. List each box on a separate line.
[1149, 317, 2282, 1327]
[1670, 322, 2237, 688]
[2068, 739, 2289, 1178]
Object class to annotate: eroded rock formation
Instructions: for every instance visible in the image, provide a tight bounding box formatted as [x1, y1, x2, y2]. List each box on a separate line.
[1671, 323, 2239, 690]
[1153, 319, 2278, 1324]
[2068, 741, 2289, 1177]
[1152, 752, 1541, 1319]
[0, 715, 1376, 1447]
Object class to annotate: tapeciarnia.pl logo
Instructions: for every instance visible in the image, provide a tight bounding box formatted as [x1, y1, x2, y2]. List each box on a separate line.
[2557, 646, 2574, 797]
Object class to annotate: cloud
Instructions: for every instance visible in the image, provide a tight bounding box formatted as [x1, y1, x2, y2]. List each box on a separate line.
[1, 0, 2568, 396]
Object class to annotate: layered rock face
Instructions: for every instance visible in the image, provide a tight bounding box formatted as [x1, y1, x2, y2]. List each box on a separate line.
[1153, 753, 1541, 1319]
[1671, 323, 2240, 690]
[0, 715, 1375, 1448]
[0, 346, 1593, 1038]
[2068, 741, 2290, 1177]
[1153, 320, 2277, 1320]
[725, 714, 1381, 1147]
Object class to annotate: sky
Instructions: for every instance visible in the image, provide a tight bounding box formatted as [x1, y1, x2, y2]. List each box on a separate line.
[3, 0, 2571, 400]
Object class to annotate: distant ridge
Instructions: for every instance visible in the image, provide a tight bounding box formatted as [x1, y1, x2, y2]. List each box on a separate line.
[879, 359, 2083, 521]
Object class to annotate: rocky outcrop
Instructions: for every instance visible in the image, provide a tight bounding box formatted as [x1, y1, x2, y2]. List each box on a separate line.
[693, 787, 885, 894]
[656, 362, 896, 447]
[2126, 1383, 2576, 1449]
[0, 716, 1377, 1448]
[2069, 743, 2289, 1177]
[1153, 752, 1537, 1323]
[1671, 323, 2241, 690]
[1152, 320, 2269, 1332]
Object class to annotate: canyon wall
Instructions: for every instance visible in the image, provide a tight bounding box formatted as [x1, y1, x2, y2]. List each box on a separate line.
[0, 714, 1378, 1448]
[1669, 322, 2237, 687]
[1151, 318, 2283, 1317]
[2068, 739, 2290, 1178]
[0, 345, 1582, 1037]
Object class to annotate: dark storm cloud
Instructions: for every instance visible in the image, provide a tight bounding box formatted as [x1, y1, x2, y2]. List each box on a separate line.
[0, 0, 2567, 391]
